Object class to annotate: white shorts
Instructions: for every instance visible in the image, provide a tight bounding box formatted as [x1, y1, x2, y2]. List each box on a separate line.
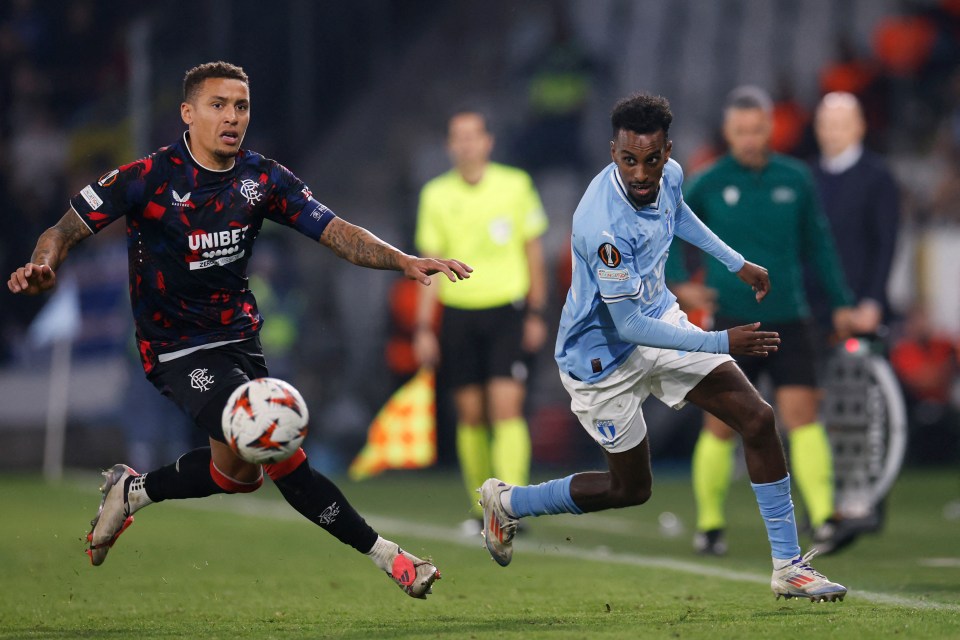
[559, 303, 733, 453]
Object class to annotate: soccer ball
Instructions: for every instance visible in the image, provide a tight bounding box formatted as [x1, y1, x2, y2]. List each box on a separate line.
[222, 377, 309, 464]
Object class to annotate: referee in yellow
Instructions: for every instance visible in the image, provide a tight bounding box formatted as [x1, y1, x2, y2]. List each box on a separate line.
[414, 109, 549, 529]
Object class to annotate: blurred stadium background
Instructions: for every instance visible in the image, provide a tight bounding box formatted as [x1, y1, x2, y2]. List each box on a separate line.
[1, 0, 958, 490]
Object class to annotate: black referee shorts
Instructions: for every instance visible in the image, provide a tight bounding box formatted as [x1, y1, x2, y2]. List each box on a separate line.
[439, 303, 526, 390]
[146, 337, 269, 442]
[714, 316, 820, 388]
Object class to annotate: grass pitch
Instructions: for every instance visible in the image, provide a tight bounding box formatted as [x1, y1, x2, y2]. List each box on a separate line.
[0, 467, 958, 639]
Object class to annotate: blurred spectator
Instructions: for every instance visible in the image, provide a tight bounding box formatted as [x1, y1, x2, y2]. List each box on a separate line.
[930, 70, 960, 223]
[668, 86, 855, 556]
[873, 10, 937, 78]
[511, 6, 595, 175]
[382, 276, 458, 468]
[247, 233, 305, 382]
[10, 105, 68, 210]
[769, 74, 810, 157]
[384, 277, 441, 390]
[685, 127, 725, 175]
[934, 70, 960, 159]
[808, 92, 900, 341]
[820, 35, 881, 97]
[872, 4, 947, 146]
[930, 161, 960, 224]
[890, 305, 960, 464]
[818, 34, 888, 151]
[52, 2, 122, 109]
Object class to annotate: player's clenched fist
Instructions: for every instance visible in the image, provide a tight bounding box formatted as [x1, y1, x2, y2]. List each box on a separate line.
[8, 263, 56, 296]
[726, 322, 780, 357]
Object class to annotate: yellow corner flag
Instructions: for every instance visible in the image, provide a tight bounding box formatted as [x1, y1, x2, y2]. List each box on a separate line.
[348, 368, 436, 481]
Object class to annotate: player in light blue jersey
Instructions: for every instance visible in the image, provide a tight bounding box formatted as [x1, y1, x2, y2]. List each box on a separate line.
[478, 93, 847, 603]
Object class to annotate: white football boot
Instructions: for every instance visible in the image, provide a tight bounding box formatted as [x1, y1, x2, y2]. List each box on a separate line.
[771, 549, 847, 602]
[388, 547, 440, 599]
[478, 478, 519, 567]
[86, 464, 140, 566]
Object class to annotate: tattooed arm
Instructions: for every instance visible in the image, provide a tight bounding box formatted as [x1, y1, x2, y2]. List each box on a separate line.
[320, 217, 471, 285]
[7, 208, 92, 295]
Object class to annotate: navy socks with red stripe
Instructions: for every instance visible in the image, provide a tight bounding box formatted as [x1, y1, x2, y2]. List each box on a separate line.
[143, 447, 226, 502]
[141, 447, 378, 554]
[271, 458, 379, 553]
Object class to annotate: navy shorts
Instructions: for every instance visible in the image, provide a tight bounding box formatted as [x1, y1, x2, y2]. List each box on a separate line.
[439, 303, 526, 389]
[714, 317, 820, 388]
[146, 337, 269, 442]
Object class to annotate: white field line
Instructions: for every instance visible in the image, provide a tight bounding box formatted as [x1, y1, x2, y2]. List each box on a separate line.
[166, 494, 960, 612]
[919, 558, 960, 568]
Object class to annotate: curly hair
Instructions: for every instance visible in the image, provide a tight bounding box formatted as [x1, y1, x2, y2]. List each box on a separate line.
[183, 61, 249, 102]
[610, 93, 673, 138]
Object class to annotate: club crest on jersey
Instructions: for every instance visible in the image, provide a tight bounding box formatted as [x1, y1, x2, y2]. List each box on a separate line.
[171, 189, 194, 208]
[598, 242, 622, 268]
[239, 179, 262, 205]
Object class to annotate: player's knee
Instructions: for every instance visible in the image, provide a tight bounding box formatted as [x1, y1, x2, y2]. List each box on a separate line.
[209, 460, 264, 493]
[611, 484, 651, 508]
[631, 485, 653, 506]
[739, 400, 776, 440]
[264, 448, 308, 481]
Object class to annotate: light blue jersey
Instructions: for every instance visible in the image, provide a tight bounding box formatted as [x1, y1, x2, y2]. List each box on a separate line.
[556, 160, 745, 383]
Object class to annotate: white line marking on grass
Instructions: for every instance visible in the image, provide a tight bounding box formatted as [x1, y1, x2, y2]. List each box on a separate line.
[168, 494, 960, 612]
[919, 558, 960, 568]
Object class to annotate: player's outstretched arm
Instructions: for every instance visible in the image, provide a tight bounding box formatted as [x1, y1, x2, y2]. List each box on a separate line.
[736, 260, 771, 302]
[7, 208, 91, 295]
[726, 322, 780, 357]
[319, 217, 472, 285]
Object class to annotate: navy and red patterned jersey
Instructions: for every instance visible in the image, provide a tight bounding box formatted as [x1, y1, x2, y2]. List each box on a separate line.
[69, 133, 336, 373]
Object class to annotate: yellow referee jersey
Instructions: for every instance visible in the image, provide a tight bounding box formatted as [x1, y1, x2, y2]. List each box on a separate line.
[415, 163, 547, 309]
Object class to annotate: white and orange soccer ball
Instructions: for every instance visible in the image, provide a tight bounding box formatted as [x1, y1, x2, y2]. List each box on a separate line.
[222, 377, 309, 464]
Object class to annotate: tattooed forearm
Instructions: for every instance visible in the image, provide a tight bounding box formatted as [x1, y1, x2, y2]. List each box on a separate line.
[30, 208, 92, 270]
[320, 218, 403, 270]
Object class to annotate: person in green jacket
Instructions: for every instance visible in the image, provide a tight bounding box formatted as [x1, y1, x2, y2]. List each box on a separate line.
[667, 86, 855, 556]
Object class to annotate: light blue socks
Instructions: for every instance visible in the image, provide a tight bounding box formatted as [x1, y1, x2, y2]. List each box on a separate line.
[505, 475, 583, 517]
[751, 474, 801, 562]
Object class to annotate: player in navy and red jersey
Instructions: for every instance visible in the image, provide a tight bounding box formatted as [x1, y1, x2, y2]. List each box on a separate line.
[7, 61, 471, 599]
[75, 134, 335, 374]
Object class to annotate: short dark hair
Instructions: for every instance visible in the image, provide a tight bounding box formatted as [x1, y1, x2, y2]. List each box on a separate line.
[724, 85, 772, 115]
[183, 61, 249, 102]
[611, 93, 673, 138]
[447, 105, 492, 134]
